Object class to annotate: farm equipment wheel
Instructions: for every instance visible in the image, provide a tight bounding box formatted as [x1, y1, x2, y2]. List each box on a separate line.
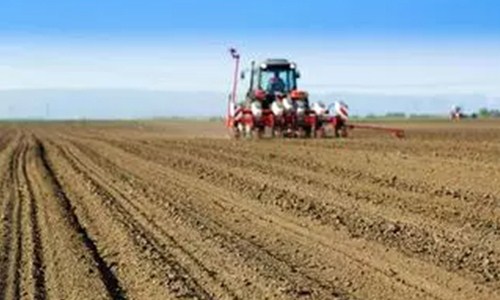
[296, 127, 306, 138]
[244, 124, 253, 139]
[228, 124, 241, 139]
[310, 125, 317, 138]
[253, 127, 265, 139]
[229, 128, 239, 139]
[334, 126, 348, 138]
[315, 127, 326, 138]
[333, 119, 348, 138]
[304, 126, 314, 138]
[272, 125, 285, 138]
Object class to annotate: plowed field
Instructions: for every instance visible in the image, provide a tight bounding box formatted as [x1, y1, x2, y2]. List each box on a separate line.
[1, 120, 500, 299]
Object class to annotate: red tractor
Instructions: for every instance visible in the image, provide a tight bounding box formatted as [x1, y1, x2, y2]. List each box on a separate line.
[226, 49, 405, 139]
[227, 55, 314, 138]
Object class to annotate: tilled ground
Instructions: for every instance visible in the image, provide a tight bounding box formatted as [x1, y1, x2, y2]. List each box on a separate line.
[1, 120, 500, 299]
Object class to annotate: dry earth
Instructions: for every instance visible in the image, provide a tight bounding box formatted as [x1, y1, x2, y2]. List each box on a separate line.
[1, 120, 500, 299]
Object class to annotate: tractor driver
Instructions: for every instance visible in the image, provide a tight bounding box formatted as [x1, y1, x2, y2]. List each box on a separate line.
[266, 71, 286, 94]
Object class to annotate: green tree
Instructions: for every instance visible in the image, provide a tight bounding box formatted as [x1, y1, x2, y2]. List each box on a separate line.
[478, 108, 491, 118]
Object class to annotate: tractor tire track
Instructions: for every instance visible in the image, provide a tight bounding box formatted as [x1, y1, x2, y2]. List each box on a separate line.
[42, 139, 215, 299]
[58, 148, 236, 298]
[2, 139, 27, 300]
[1, 121, 500, 300]
[62, 137, 354, 299]
[0, 135, 20, 298]
[63, 134, 493, 300]
[97, 137, 500, 291]
[0, 140, 24, 299]
[20, 137, 47, 300]
[58, 135, 353, 299]
[159, 139, 500, 224]
[156, 139, 500, 246]
[34, 139, 127, 300]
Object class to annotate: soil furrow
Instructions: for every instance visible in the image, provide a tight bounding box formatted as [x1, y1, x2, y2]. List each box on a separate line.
[62, 135, 488, 300]
[98, 137, 500, 290]
[63, 138, 353, 299]
[0, 138, 20, 298]
[20, 138, 47, 300]
[157, 140, 500, 246]
[160, 139, 500, 216]
[45, 139, 216, 299]
[1, 121, 500, 300]
[3, 140, 26, 300]
[35, 139, 127, 300]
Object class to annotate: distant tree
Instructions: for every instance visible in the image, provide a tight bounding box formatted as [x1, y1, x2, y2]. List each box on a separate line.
[385, 112, 406, 118]
[491, 109, 500, 118]
[408, 114, 436, 119]
[478, 108, 491, 118]
[209, 116, 223, 122]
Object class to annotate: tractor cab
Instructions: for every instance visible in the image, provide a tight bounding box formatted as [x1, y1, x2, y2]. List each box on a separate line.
[254, 59, 299, 93]
[242, 59, 305, 108]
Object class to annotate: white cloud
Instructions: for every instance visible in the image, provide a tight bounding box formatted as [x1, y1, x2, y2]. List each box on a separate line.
[1, 37, 499, 98]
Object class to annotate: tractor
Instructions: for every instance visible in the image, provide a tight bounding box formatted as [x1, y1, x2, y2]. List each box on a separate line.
[246, 59, 307, 137]
[230, 58, 316, 138]
[226, 48, 405, 139]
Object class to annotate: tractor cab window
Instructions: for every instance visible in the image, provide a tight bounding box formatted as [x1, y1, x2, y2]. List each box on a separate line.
[259, 68, 296, 93]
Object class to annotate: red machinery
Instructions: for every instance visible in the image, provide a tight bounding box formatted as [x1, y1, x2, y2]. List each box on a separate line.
[226, 48, 405, 139]
[226, 48, 311, 138]
[346, 123, 405, 138]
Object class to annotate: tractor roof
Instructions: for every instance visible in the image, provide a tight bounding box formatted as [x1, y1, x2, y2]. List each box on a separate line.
[258, 59, 295, 68]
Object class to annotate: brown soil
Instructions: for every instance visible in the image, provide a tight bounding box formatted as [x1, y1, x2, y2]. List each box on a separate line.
[1, 119, 500, 299]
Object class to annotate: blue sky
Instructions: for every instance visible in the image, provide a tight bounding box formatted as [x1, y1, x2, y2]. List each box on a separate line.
[1, 0, 499, 117]
[2, 0, 499, 37]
